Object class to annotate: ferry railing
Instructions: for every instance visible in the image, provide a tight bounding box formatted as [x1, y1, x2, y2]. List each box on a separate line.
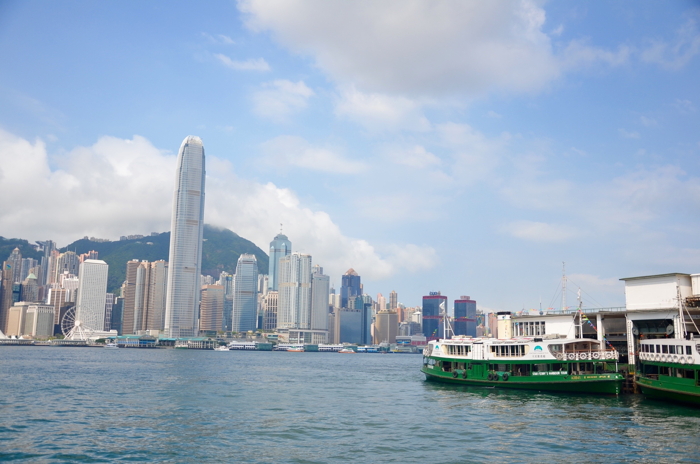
[555, 350, 619, 361]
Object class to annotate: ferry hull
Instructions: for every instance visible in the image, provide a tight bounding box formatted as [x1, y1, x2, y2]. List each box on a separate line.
[636, 378, 700, 406]
[422, 367, 623, 395]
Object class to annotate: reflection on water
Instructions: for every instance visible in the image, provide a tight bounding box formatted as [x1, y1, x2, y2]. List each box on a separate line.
[0, 347, 698, 463]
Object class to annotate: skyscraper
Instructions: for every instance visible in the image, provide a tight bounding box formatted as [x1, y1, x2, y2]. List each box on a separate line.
[389, 290, 398, 310]
[454, 296, 477, 337]
[268, 233, 291, 291]
[164, 136, 206, 338]
[200, 284, 224, 333]
[277, 253, 312, 329]
[310, 264, 330, 332]
[75, 259, 109, 331]
[232, 254, 258, 332]
[340, 269, 361, 308]
[7, 248, 21, 284]
[422, 292, 447, 340]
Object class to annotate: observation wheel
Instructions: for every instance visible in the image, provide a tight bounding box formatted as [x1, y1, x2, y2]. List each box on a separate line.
[61, 306, 76, 337]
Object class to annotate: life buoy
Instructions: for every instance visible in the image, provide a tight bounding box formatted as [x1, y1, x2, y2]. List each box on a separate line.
[580, 353, 589, 361]
[568, 353, 576, 360]
[592, 352, 600, 360]
[502, 373, 509, 381]
[688, 356, 694, 364]
[556, 353, 564, 360]
[680, 356, 686, 365]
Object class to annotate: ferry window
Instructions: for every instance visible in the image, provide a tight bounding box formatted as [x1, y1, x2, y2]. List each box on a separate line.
[677, 346, 683, 355]
[687, 346, 692, 355]
[655, 344, 660, 353]
[662, 345, 668, 354]
[533, 363, 548, 372]
[682, 369, 694, 379]
[669, 346, 675, 354]
[551, 363, 563, 372]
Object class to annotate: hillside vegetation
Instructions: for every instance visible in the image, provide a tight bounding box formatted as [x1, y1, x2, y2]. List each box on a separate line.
[59, 225, 268, 294]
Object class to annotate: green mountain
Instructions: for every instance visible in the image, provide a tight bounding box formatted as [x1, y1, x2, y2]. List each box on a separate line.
[0, 237, 43, 263]
[60, 224, 268, 294]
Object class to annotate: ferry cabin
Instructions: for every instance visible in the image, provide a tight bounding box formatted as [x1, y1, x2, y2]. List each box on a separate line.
[636, 338, 700, 405]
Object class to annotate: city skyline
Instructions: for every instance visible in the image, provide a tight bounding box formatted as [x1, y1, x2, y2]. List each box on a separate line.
[0, 2, 698, 312]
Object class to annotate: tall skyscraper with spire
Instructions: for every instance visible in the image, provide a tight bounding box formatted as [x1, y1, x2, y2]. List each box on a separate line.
[164, 136, 205, 338]
[268, 231, 291, 291]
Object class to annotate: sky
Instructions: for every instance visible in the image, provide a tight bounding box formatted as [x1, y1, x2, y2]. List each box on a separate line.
[0, 0, 699, 313]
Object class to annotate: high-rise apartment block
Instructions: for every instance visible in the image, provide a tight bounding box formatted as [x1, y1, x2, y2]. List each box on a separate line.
[122, 259, 168, 334]
[164, 136, 205, 338]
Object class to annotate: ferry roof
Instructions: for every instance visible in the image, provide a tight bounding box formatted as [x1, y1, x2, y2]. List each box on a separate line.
[619, 273, 690, 281]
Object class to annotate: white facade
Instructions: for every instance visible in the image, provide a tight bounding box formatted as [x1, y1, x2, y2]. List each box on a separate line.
[164, 136, 205, 338]
[278, 253, 312, 329]
[621, 273, 691, 310]
[232, 254, 258, 332]
[691, 274, 700, 296]
[24, 304, 54, 337]
[76, 259, 109, 331]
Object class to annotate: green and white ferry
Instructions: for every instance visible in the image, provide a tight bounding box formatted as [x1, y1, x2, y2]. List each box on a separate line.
[636, 338, 700, 405]
[422, 335, 624, 395]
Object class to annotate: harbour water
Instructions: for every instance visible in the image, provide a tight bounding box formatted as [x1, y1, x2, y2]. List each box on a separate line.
[1, 347, 699, 463]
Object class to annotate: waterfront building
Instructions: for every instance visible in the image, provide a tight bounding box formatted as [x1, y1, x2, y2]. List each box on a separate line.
[310, 265, 330, 337]
[334, 308, 362, 344]
[422, 292, 447, 341]
[268, 233, 291, 291]
[164, 135, 206, 339]
[24, 304, 54, 338]
[6, 302, 30, 336]
[374, 309, 398, 344]
[340, 269, 361, 308]
[75, 259, 109, 331]
[122, 260, 140, 333]
[262, 291, 278, 331]
[454, 296, 477, 337]
[200, 284, 224, 333]
[278, 253, 312, 330]
[232, 254, 258, 333]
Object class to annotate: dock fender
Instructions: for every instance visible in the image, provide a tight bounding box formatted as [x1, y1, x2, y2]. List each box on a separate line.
[453, 371, 459, 378]
[502, 373, 509, 381]
[463, 370, 468, 379]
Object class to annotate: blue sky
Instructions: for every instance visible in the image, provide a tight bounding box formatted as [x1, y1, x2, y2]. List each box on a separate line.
[0, 1, 698, 313]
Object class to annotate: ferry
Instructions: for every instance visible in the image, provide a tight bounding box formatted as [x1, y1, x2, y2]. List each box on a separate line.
[422, 335, 624, 395]
[338, 348, 355, 354]
[635, 338, 700, 405]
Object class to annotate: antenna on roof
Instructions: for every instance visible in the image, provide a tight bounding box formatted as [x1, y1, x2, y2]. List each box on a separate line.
[280, 223, 283, 233]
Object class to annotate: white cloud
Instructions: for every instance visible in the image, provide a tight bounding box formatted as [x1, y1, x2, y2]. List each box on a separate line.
[504, 220, 580, 243]
[674, 98, 696, 113]
[641, 16, 700, 70]
[202, 32, 235, 45]
[214, 53, 270, 71]
[639, 116, 657, 127]
[0, 130, 434, 282]
[561, 39, 630, 69]
[239, 0, 561, 97]
[260, 135, 366, 174]
[385, 145, 441, 169]
[252, 79, 314, 122]
[618, 128, 640, 139]
[436, 122, 506, 182]
[487, 110, 502, 119]
[334, 87, 431, 132]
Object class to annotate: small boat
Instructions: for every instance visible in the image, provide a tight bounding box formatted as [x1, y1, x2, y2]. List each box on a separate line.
[636, 338, 700, 405]
[104, 342, 119, 349]
[338, 348, 355, 354]
[214, 345, 230, 351]
[287, 345, 305, 352]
